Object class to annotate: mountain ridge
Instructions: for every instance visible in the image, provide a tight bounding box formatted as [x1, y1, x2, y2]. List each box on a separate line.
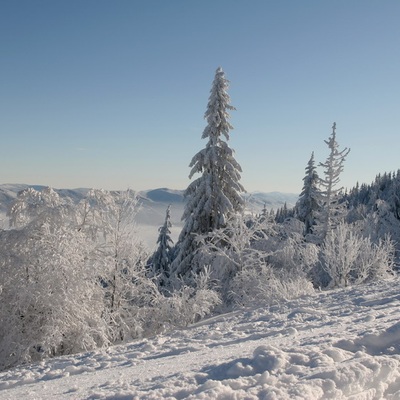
[0, 184, 299, 246]
[0, 184, 298, 211]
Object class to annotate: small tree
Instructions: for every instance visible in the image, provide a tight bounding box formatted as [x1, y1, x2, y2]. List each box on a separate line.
[295, 152, 320, 235]
[172, 67, 245, 279]
[314, 122, 350, 241]
[157, 267, 221, 327]
[85, 190, 156, 342]
[150, 205, 174, 289]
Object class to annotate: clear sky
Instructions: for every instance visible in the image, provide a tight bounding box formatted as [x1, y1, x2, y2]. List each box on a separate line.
[1, 1, 399, 194]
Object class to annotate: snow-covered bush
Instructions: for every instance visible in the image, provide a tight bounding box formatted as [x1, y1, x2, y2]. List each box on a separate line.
[268, 235, 319, 277]
[263, 218, 319, 278]
[318, 222, 394, 288]
[353, 235, 395, 283]
[195, 214, 271, 296]
[0, 221, 109, 371]
[159, 267, 221, 328]
[229, 264, 314, 307]
[193, 214, 316, 307]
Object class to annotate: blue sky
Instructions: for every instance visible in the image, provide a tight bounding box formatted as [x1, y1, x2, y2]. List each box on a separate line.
[1, 1, 399, 193]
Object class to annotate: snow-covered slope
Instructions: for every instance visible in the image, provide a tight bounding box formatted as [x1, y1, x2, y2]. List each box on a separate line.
[0, 277, 399, 399]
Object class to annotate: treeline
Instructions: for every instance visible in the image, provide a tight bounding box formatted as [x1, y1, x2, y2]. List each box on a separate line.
[275, 168, 400, 241]
[346, 170, 400, 221]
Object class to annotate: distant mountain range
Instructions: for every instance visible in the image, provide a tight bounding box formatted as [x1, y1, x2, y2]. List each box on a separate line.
[0, 184, 299, 247]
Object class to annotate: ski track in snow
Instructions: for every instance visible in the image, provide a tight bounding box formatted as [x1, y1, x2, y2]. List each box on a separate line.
[0, 278, 400, 399]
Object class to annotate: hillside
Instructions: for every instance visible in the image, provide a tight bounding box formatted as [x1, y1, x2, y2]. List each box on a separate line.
[0, 277, 399, 399]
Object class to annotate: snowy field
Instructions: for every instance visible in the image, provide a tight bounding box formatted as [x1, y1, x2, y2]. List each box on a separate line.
[0, 277, 399, 399]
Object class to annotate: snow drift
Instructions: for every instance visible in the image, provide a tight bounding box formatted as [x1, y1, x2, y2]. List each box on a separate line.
[0, 277, 399, 399]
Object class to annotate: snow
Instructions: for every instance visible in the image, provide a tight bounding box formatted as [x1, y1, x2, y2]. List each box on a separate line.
[1, 278, 399, 399]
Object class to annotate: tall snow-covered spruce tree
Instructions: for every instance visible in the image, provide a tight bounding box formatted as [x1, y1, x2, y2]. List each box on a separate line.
[172, 67, 245, 279]
[295, 152, 320, 235]
[315, 122, 350, 241]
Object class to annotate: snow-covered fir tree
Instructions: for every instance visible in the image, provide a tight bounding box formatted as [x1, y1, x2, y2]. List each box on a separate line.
[314, 122, 350, 241]
[150, 205, 174, 288]
[259, 203, 269, 224]
[172, 67, 245, 279]
[295, 152, 320, 235]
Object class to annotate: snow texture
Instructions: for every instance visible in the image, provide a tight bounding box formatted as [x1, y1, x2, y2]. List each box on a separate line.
[0, 277, 399, 399]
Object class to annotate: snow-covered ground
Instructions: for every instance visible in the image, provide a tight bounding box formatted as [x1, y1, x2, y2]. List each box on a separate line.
[0, 278, 399, 399]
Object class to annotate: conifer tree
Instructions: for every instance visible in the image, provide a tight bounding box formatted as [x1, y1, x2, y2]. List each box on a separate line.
[151, 205, 174, 288]
[259, 203, 268, 224]
[295, 152, 320, 235]
[172, 67, 245, 278]
[314, 122, 350, 241]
